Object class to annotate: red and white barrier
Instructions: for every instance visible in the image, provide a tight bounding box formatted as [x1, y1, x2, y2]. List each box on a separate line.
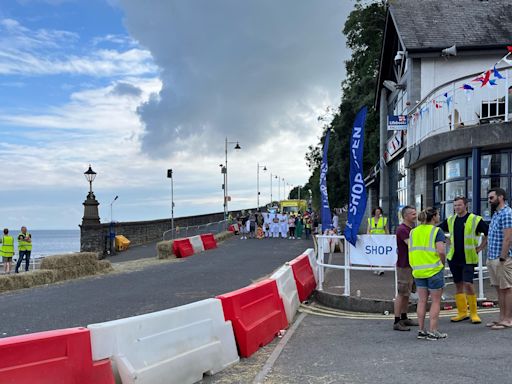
[270, 265, 300, 324]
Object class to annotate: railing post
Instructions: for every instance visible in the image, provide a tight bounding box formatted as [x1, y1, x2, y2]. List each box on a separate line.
[478, 238, 486, 300]
[343, 238, 350, 297]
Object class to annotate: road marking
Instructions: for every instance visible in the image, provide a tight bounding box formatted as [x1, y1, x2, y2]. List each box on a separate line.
[300, 302, 499, 320]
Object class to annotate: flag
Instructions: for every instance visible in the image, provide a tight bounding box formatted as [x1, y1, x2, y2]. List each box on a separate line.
[489, 79, 497, 86]
[481, 70, 491, 87]
[462, 84, 474, 91]
[344, 107, 368, 246]
[494, 66, 505, 79]
[319, 130, 332, 232]
[507, 46, 512, 53]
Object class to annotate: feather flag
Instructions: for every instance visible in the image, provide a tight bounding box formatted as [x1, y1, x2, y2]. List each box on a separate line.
[494, 66, 505, 80]
[481, 70, 491, 87]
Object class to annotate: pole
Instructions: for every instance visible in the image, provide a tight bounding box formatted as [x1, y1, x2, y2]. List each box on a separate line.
[257, 162, 260, 208]
[171, 173, 174, 239]
[298, 185, 301, 200]
[224, 137, 228, 219]
[270, 172, 273, 205]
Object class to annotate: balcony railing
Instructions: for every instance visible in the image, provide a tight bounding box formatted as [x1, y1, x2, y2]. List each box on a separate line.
[407, 66, 512, 148]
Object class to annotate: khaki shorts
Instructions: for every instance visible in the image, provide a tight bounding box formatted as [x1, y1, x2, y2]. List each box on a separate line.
[487, 257, 512, 289]
[397, 266, 414, 296]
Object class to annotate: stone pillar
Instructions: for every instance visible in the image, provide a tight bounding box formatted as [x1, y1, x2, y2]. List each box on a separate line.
[80, 192, 103, 253]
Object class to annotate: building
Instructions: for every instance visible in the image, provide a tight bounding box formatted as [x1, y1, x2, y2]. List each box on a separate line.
[374, 0, 512, 231]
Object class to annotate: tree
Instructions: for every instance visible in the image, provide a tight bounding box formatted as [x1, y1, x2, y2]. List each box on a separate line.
[305, 1, 385, 211]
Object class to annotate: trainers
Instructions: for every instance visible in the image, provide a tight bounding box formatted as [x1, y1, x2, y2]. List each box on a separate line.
[417, 330, 428, 339]
[402, 318, 419, 327]
[393, 321, 410, 331]
[426, 330, 448, 340]
[377, 271, 384, 276]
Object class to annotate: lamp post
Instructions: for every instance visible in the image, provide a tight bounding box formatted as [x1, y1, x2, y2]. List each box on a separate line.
[223, 137, 241, 219]
[270, 172, 273, 205]
[257, 163, 267, 208]
[81, 164, 100, 227]
[109, 195, 118, 255]
[84, 165, 97, 196]
[167, 169, 175, 239]
[275, 175, 280, 202]
[110, 195, 118, 224]
[282, 178, 286, 200]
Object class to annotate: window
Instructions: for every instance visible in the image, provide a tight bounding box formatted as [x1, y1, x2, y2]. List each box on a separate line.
[445, 159, 466, 180]
[445, 180, 466, 201]
[481, 154, 508, 175]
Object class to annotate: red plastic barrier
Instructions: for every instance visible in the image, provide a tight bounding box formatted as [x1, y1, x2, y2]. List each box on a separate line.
[217, 279, 287, 358]
[289, 254, 317, 302]
[200, 233, 217, 250]
[172, 238, 194, 258]
[0, 327, 114, 384]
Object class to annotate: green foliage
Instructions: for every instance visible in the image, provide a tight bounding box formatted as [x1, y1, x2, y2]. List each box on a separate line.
[305, 1, 385, 211]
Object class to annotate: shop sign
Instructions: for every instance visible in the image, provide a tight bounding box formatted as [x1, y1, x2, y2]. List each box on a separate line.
[386, 130, 404, 161]
[387, 115, 408, 131]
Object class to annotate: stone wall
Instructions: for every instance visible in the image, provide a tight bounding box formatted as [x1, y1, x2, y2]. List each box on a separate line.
[80, 208, 254, 254]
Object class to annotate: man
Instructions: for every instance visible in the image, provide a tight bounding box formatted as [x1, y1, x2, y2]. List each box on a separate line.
[438, 196, 488, 324]
[16, 226, 32, 273]
[0, 228, 15, 274]
[393, 206, 419, 331]
[486, 188, 512, 329]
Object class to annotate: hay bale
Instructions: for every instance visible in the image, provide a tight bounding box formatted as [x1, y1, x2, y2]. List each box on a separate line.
[215, 231, 234, 243]
[97, 260, 113, 273]
[0, 275, 14, 293]
[39, 252, 104, 281]
[156, 240, 175, 259]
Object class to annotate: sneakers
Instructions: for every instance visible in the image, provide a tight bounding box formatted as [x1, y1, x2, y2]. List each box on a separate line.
[402, 318, 419, 327]
[426, 330, 448, 340]
[417, 330, 428, 339]
[393, 321, 410, 331]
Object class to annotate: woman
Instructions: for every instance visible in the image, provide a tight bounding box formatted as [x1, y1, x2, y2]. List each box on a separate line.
[409, 207, 447, 340]
[367, 206, 389, 234]
[295, 214, 304, 239]
[288, 214, 296, 239]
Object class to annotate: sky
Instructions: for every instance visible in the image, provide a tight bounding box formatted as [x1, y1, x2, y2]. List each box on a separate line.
[0, 0, 354, 229]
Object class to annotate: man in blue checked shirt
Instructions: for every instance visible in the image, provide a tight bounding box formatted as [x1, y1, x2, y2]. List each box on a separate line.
[486, 188, 512, 329]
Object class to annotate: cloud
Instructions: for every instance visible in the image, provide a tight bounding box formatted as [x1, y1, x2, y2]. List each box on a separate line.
[109, 81, 142, 97]
[0, 18, 157, 77]
[118, 0, 353, 158]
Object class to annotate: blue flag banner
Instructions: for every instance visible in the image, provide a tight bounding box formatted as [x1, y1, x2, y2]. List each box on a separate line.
[320, 130, 332, 232]
[344, 106, 368, 246]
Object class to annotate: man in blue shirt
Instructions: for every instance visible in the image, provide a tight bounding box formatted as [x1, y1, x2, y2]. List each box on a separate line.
[486, 188, 512, 329]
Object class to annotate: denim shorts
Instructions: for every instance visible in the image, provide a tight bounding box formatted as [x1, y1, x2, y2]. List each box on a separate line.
[415, 269, 445, 291]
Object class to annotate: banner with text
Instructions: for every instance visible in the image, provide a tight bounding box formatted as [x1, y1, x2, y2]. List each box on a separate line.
[344, 106, 368, 246]
[320, 130, 332, 231]
[348, 234, 397, 266]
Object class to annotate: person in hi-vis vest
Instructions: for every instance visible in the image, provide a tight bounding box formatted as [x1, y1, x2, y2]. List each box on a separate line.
[409, 207, 448, 340]
[16, 226, 32, 273]
[367, 206, 389, 275]
[0, 228, 15, 274]
[367, 207, 389, 234]
[438, 196, 488, 324]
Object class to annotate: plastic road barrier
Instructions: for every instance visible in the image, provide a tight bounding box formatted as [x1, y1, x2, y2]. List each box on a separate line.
[289, 254, 317, 302]
[217, 279, 288, 358]
[200, 233, 217, 250]
[270, 265, 300, 324]
[189, 235, 205, 254]
[88, 298, 239, 384]
[172, 238, 194, 258]
[228, 224, 239, 233]
[115, 235, 131, 251]
[303, 248, 318, 282]
[0, 327, 114, 384]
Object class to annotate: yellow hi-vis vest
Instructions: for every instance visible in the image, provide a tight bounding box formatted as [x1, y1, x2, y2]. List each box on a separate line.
[0, 236, 14, 257]
[18, 233, 32, 251]
[409, 224, 444, 279]
[368, 216, 387, 234]
[446, 213, 482, 264]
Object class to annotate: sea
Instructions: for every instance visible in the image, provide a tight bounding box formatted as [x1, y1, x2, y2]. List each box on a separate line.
[19, 230, 80, 259]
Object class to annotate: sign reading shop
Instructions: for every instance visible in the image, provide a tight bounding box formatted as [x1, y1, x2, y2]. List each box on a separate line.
[387, 115, 408, 131]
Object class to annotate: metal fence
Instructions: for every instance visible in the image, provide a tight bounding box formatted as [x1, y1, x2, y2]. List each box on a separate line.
[162, 219, 230, 241]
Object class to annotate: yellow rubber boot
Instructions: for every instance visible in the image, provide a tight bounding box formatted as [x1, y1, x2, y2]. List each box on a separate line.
[467, 294, 481, 324]
[450, 293, 469, 322]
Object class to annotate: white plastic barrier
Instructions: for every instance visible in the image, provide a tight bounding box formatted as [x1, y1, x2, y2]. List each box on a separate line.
[189, 235, 205, 254]
[270, 264, 300, 324]
[87, 298, 239, 384]
[303, 248, 318, 283]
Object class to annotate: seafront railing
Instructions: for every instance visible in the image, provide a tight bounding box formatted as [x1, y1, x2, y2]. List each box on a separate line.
[162, 219, 229, 241]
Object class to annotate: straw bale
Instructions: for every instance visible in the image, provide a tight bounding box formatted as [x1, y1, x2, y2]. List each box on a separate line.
[40, 253, 99, 270]
[156, 240, 176, 259]
[0, 270, 57, 293]
[97, 260, 113, 273]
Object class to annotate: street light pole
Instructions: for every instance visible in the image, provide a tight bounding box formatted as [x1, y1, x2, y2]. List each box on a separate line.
[257, 163, 266, 209]
[109, 195, 118, 255]
[275, 175, 280, 201]
[224, 137, 241, 219]
[270, 172, 273, 205]
[167, 169, 175, 239]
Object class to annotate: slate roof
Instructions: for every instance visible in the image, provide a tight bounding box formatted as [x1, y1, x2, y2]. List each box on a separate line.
[389, 0, 512, 51]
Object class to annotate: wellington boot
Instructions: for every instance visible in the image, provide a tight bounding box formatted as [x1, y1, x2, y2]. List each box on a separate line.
[467, 294, 482, 324]
[450, 293, 469, 322]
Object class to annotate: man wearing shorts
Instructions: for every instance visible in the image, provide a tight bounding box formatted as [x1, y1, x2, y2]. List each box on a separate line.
[438, 196, 488, 324]
[486, 188, 512, 329]
[393, 205, 419, 331]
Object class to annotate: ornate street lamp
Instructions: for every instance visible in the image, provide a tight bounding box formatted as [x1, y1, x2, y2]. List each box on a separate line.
[84, 164, 97, 196]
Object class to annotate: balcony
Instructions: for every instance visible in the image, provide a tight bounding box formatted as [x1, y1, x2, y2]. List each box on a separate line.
[407, 66, 512, 149]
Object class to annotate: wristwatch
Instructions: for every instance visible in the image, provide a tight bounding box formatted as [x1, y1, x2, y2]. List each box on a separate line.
[499, 257, 507, 262]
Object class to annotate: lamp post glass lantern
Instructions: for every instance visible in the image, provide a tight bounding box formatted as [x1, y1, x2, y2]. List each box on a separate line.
[223, 137, 241, 218]
[84, 164, 97, 194]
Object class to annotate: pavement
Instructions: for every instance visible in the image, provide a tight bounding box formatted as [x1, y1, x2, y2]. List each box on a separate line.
[1, 235, 509, 383]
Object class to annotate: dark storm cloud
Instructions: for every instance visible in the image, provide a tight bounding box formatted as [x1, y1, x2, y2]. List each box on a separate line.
[118, 0, 353, 157]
